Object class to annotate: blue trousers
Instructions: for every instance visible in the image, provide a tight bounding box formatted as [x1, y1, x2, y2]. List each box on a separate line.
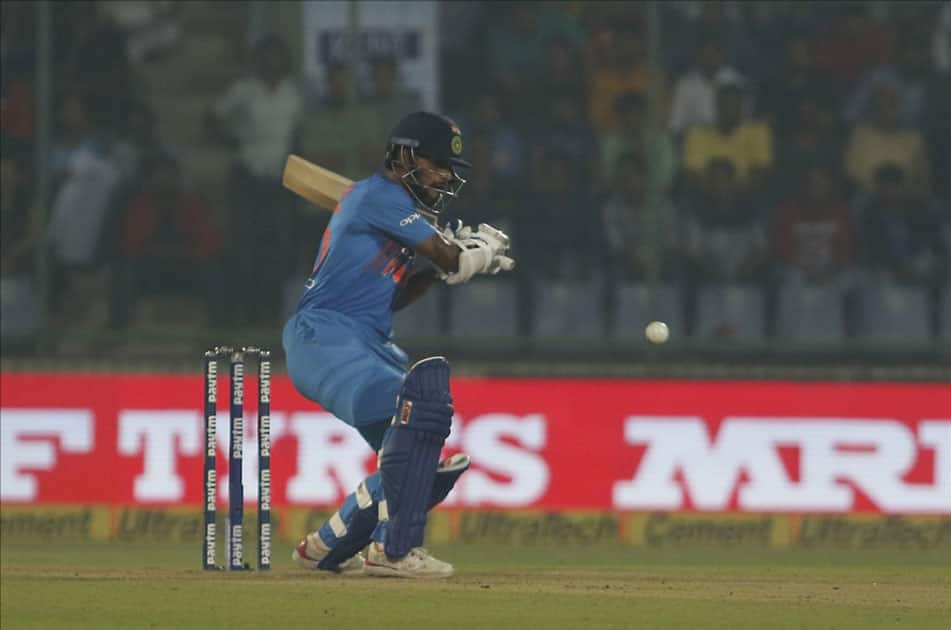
[283, 309, 406, 450]
[284, 309, 412, 557]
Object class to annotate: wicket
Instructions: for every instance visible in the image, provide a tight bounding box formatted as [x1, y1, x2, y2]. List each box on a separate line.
[202, 346, 271, 571]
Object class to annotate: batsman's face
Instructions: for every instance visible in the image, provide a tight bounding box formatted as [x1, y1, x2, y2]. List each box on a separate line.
[414, 155, 453, 200]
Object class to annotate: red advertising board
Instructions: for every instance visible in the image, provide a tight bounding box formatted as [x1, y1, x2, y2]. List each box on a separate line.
[1, 373, 949, 514]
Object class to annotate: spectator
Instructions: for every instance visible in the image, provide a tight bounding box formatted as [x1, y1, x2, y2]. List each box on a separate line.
[858, 163, 947, 291]
[483, 3, 548, 124]
[845, 25, 938, 127]
[0, 144, 39, 347]
[600, 91, 677, 197]
[682, 71, 773, 197]
[1, 143, 34, 277]
[520, 149, 600, 283]
[845, 15, 951, 200]
[206, 34, 302, 325]
[601, 152, 679, 283]
[110, 153, 225, 329]
[844, 83, 931, 196]
[452, 91, 526, 227]
[680, 158, 770, 337]
[773, 95, 846, 198]
[485, 1, 582, 80]
[668, 36, 735, 136]
[532, 36, 588, 111]
[113, 100, 175, 187]
[772, 165, 856, 287]
[528, 87, 600, 199]
[760, 33, 834, 139]
[362, 55, 422, 127]
[935, 2, 951, 73]
[662, 2, 754, 75]
[681, 158, 769, 286]
[298, 61, 385, 180]
[98, 1, 183, 65]
[587, 22, 667, 134]
[45, 90, 123, 317]
[59, 1, 141, 126]
[1, 1, 35, 143]
[743, 3, 825, 87]
[810, 3, 894, 104]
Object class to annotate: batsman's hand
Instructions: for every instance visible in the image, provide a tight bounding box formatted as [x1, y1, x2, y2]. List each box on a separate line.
[441, 220, 473, 242]
[442, 222, 516, 285]
[475, 223, 516, 274]
[487, 253, 515, 274]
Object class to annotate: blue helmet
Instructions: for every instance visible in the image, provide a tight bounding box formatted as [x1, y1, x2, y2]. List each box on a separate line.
[385, 111, 469, 218]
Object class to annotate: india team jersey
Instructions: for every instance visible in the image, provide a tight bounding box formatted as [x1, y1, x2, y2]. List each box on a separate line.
[296, 172, 437, 337]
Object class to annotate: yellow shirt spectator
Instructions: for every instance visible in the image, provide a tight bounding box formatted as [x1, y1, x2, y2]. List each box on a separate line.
[683, 121, 773, 187]
[844, 125, 930, 193]
[589, 65, 668, 132]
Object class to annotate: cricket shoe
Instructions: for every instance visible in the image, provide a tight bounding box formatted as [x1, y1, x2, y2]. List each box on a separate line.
[364, 542, 454, 579]
[291, 533, 365, 574]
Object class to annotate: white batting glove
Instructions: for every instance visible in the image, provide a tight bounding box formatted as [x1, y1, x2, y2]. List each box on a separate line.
[443, 222, 515, 284]
[488, 254, 516, 274]
[441, 220, 472, 242]
[476, 224, 515, 274]
[475, 223, 510, 254]
[444, 235, 495, 285]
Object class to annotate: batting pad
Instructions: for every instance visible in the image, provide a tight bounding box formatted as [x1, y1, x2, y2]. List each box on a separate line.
[379, 357, 453, 559]
[429, 453, 470, 509]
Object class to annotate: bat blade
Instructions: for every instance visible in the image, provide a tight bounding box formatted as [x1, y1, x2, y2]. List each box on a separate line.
[282, 154, 354, 211]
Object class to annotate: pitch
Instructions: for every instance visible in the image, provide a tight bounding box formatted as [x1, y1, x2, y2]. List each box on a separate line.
[2, 540, 949, 629]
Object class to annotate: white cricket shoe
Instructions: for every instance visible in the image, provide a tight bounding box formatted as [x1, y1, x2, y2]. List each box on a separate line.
[364, 542, 454, 579]
[291, 533, 365, 574]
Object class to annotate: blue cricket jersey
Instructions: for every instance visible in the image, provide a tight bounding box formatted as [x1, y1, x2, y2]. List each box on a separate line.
[295, 172, 438, 338]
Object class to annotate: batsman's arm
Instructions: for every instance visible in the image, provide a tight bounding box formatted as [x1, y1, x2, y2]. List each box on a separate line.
[390, 233, 460, 311]
[393, 267, 441, 311]
[415, 232, 460, 275]
[414, 225, 515, 285]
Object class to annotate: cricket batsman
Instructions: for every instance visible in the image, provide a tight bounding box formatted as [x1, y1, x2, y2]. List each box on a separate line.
[283, 111, 515, 578]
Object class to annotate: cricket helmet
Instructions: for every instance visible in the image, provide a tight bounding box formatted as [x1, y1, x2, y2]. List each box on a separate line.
[385, 111, 469, 218]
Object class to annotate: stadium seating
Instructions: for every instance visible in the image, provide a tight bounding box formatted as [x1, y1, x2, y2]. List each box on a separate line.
[612, 283, 683, 341]
[448, 278, 519, 338]
[854, 283, 931, 343]
[695, 284, 766, 341]
[532, 281, 605, 339]
[775, 285, 846, 342]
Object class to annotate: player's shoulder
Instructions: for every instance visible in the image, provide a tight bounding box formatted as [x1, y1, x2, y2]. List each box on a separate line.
[354, 172, 416, 214]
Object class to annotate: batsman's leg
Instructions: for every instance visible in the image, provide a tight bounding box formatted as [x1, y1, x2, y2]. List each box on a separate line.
[292, 357, 465, 575]
[365, 356, 455, 578]
[301, 453, 470, 572]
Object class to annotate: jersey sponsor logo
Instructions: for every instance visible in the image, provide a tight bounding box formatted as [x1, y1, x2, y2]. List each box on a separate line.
[399, 212, 421, 227]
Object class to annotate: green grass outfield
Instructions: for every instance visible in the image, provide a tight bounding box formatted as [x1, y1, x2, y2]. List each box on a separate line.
[2, 541, 949, 630]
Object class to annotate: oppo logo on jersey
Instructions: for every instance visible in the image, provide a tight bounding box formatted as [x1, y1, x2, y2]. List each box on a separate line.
[399, 213, 421, 226]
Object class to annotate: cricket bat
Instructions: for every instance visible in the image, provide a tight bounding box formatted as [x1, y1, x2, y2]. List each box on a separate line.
[282, 154, 353, 211]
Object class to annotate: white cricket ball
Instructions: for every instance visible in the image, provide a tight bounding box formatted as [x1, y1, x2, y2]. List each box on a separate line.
[645, 321, 669, 344]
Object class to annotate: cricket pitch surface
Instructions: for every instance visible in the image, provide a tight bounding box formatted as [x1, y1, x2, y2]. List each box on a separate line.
[2, 542, 949, 629]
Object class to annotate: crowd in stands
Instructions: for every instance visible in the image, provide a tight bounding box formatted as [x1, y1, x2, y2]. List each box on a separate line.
[437, 1, 951, 340]
[2, 1, 950, 348]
